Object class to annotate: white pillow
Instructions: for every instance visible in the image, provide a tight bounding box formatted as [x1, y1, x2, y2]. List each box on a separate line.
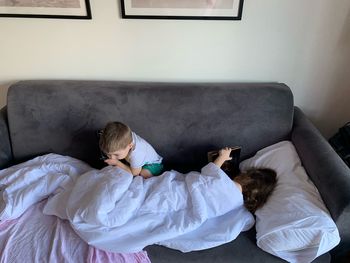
[239, 141, 340, 263]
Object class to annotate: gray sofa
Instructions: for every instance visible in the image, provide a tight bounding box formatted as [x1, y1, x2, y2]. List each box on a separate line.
[0, 80, 349, 262]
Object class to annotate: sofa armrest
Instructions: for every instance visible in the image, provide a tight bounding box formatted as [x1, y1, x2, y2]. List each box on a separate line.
[0, 106, 13, 169]
[291, 107, 350, 257]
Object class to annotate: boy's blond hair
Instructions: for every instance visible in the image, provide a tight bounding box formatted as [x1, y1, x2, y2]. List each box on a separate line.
[99, 122, 132, 153]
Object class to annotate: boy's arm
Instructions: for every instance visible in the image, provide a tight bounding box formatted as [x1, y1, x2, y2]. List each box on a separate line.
[130, 167, 142, 176]
[115, 160, 142, 176]
[127, 151, 144, 176]
[105, 159, 140, 176]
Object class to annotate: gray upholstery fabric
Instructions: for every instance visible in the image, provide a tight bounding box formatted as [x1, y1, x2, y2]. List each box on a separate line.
[0, 107, 13, 169]
[292, 107, 350, 260]
[7, 80, 294, 171]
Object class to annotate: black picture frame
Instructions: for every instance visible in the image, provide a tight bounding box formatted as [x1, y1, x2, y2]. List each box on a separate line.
[121, 0, 244, 20]
[0, 0, 91, 19]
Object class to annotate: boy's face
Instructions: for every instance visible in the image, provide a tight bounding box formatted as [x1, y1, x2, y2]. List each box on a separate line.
[106, 144, 132, 160]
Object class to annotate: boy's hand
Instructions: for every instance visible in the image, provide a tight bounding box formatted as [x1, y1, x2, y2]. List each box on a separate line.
[104, 159, 122, 166]
[105, 159, 134, 175]
[218, 147, 232, 162]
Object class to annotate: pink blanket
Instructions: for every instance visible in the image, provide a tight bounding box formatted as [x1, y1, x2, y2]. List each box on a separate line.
[0, 201, 151, 263]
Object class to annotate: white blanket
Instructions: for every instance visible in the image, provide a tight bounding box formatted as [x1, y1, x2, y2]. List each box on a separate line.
[0, 154, 254, 253]
[0, 154, 91, 220]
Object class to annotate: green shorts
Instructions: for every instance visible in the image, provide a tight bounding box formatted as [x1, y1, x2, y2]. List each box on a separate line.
[142, 163, 164, 176]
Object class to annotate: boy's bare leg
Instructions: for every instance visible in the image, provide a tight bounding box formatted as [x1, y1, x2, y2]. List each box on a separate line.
[140, 168, 153, 179]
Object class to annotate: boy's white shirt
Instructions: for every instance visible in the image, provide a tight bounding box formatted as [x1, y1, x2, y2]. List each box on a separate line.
[125, 132, 162, 168]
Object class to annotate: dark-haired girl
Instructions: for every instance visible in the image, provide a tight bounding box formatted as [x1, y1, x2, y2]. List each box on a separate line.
[213, 147, 277, 213]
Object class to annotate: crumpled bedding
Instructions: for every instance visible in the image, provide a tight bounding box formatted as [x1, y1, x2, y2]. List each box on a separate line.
[0, 154, 91, 221]
[0, 200, 150, 263]
[0, 154, 254, 254]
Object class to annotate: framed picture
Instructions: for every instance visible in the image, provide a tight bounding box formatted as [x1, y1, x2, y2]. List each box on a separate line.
[121, 0, 244, 20]
[0, 0, 91, 19]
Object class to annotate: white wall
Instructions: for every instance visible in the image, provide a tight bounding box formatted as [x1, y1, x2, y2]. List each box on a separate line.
[0, 0, 349, 138]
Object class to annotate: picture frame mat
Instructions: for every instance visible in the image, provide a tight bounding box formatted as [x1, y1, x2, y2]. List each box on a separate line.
[123, 0, 241, 17]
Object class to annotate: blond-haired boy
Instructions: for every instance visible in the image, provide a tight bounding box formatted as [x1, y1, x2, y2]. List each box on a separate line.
[99, 122, 163, 179]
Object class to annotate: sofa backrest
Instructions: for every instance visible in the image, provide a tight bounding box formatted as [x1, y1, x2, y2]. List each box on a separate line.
[7, 80, 294, 171]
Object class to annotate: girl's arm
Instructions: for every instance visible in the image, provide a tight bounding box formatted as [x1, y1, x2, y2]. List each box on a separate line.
[213, 147, 232, 168]
[212, 147, 242, 192]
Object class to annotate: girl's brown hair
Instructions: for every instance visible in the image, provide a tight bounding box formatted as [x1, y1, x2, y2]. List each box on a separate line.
[99, 122, 132, 154]
[234, 168, 277, 213]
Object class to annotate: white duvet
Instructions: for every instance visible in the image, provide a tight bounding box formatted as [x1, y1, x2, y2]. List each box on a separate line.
[0, 154, 254, 253]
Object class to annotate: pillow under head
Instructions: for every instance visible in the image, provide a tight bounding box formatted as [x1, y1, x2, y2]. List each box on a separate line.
[240, 141, 340, 263]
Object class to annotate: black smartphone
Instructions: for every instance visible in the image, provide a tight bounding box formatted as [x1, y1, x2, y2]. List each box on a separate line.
[97, 129, 108, 161]
[100, 152, 108, 161]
